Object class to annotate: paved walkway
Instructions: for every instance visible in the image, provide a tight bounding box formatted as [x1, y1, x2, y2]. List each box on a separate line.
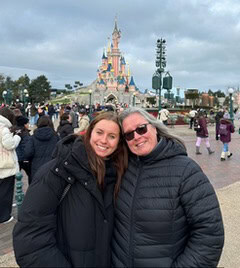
[1, 120, 240, 267]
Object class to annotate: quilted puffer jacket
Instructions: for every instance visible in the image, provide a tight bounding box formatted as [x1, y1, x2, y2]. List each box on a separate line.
[112, 137, 224, 268]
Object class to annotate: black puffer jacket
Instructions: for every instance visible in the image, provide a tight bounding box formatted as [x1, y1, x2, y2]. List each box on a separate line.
[57, 120, 74, 139]
[24, 126, 59, 178]
[13, 135, 116, 267]
[112, 137, 224, 268]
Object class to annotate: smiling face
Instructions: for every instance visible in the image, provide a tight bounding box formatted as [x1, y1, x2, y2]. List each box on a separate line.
[122, 113, 158, 156]
[90, 119, 120, 158]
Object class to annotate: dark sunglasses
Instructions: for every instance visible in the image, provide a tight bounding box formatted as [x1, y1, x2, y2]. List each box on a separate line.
[124, 123, 150, 141]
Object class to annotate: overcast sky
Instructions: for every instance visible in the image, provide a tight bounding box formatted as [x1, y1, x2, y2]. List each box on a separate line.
[1, 0, 240, 95]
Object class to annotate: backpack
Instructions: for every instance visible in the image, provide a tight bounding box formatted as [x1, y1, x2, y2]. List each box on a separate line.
[193, 119, 201, 132]
[219, 123, 228, 136]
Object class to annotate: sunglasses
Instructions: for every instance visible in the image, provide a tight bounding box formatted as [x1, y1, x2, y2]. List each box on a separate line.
[124, 123, 150, 141]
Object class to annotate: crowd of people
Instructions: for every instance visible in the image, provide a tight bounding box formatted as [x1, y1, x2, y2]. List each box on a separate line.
[0, 102, 228, 267]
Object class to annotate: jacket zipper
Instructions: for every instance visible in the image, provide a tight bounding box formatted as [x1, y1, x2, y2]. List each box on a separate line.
[129, 156, 141, 267]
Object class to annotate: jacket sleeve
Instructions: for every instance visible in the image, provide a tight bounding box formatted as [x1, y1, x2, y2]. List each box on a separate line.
[2, 127, 21, 150]
[230, 123, 235, 133]
[13, 163, 71, 267]
[172, 160, 224, 268]
[78, 118, 89, 132]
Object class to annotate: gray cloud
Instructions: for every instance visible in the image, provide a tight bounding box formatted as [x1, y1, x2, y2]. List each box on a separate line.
[1, 0, 240, 93]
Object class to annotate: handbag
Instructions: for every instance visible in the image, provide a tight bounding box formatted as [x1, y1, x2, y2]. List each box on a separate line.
[0, 146, 15, 169]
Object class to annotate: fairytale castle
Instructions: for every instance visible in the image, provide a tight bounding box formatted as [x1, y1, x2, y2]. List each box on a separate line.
[75, 18, 143, 107]
[96, 18, 137, 94]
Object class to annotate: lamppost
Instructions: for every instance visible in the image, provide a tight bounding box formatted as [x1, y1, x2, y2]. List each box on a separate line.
[2, 89, 12, 105]
[2, 90, 7, 105]
[152, 38, 167, 113]
[22, 88, 29, 108]
[89, 89, 92, 113]
[228, 87, 234, 124]
[132, 92, 136, 107]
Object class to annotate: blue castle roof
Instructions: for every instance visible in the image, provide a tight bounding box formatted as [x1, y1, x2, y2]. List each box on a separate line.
[129, 76, 135, 86]
[99, 79, 105, 85]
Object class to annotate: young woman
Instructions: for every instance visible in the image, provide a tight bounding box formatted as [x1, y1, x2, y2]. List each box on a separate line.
[219, 112, 235, 161]
[24, 115, 59, 183]
[195, 110, 214, 155]
[0, 107, 21, 223]
[13, 111, 128, 267]
[14, 115, 31, 184]
[57, 112, 74, 139]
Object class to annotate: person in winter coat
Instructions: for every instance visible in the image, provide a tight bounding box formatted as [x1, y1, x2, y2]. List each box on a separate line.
[29, 103, 38, 127]
[57, 112, 74, 139]
[14, 115, 31, 183]
[188, 109, 198, 129]
[13, 111, 128, 267]
[65, 105, 79, 129]
[0, 107, 21, 224]
[111, 107, 224, 268]
[24, 115, 59, 184]
[47, 103, 55, 121]
[195, 110, 214, 154]
[215, 108, 224, 140]
[78, 108, 90, 135]
[219, 112, 235, 161]
[157, 106, 169, 125]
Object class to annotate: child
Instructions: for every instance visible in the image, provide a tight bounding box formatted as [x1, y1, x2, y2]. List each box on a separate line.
[219, 113, 235, 161]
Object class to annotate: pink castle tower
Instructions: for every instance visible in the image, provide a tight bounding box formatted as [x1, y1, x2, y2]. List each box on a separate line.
[96, 18, 137, 94]
[111, 17, 121, 77]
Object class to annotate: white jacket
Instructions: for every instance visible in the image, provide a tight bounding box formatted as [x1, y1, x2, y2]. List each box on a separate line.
[158, 109, 170, 122]
[0, 115, 21, 179]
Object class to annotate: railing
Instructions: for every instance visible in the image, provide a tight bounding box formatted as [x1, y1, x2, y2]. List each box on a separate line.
[15, 172, 24, 210]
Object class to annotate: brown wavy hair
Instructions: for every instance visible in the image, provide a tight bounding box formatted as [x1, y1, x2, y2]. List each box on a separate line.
[83, 111, 128, 199]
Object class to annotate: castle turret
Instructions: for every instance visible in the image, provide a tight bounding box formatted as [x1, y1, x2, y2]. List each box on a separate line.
[129, 76, 136, 92]
[111, 17, 121, 77]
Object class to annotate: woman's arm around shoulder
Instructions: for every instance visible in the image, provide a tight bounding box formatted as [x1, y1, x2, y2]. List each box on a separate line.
[12, 160, 71, 267]
[172, 158, 224, 268]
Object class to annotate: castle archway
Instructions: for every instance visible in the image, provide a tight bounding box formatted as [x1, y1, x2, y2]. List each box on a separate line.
[105, 93, 118, 104]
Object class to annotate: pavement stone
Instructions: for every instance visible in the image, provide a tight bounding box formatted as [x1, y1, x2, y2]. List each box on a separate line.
[1, 120, 240, 267]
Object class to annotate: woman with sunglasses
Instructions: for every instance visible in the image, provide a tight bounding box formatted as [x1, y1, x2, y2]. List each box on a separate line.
[112, 107, 224, 268]
[13, 111, 128, 267]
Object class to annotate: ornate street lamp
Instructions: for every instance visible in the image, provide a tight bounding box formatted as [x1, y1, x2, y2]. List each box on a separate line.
[2, 89, 12, 105]
[228, 87, 234, 124]
[89, 89, 92, 113]
[2, 90, 7, 104]
[152, 38, 167, 113]
[22, 88, 29, 108]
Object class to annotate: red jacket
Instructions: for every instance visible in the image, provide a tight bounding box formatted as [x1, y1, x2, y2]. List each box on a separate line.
[219, 119, 234, 143]
[196, 116, 209, 138]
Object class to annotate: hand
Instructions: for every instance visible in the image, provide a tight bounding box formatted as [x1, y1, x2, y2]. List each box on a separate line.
[15, 129, 22, 135]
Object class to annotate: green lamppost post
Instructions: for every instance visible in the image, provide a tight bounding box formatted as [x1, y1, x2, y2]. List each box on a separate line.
[2, 89, 12, 105]
[89, 89, 92, 113]
[2, 90, 7, 104]
[22, 88, 29, 108]
[15, 172, 24, 210]
[152, 38, 167, 113]
[228, 87, 234, 124]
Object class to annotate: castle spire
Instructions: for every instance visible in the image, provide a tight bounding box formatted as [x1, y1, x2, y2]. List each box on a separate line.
[113, 15, 118, 33]
[107, 37, 111, 53]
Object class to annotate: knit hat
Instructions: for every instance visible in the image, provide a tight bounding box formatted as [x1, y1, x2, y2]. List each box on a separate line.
[16, 116, 29, 127]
